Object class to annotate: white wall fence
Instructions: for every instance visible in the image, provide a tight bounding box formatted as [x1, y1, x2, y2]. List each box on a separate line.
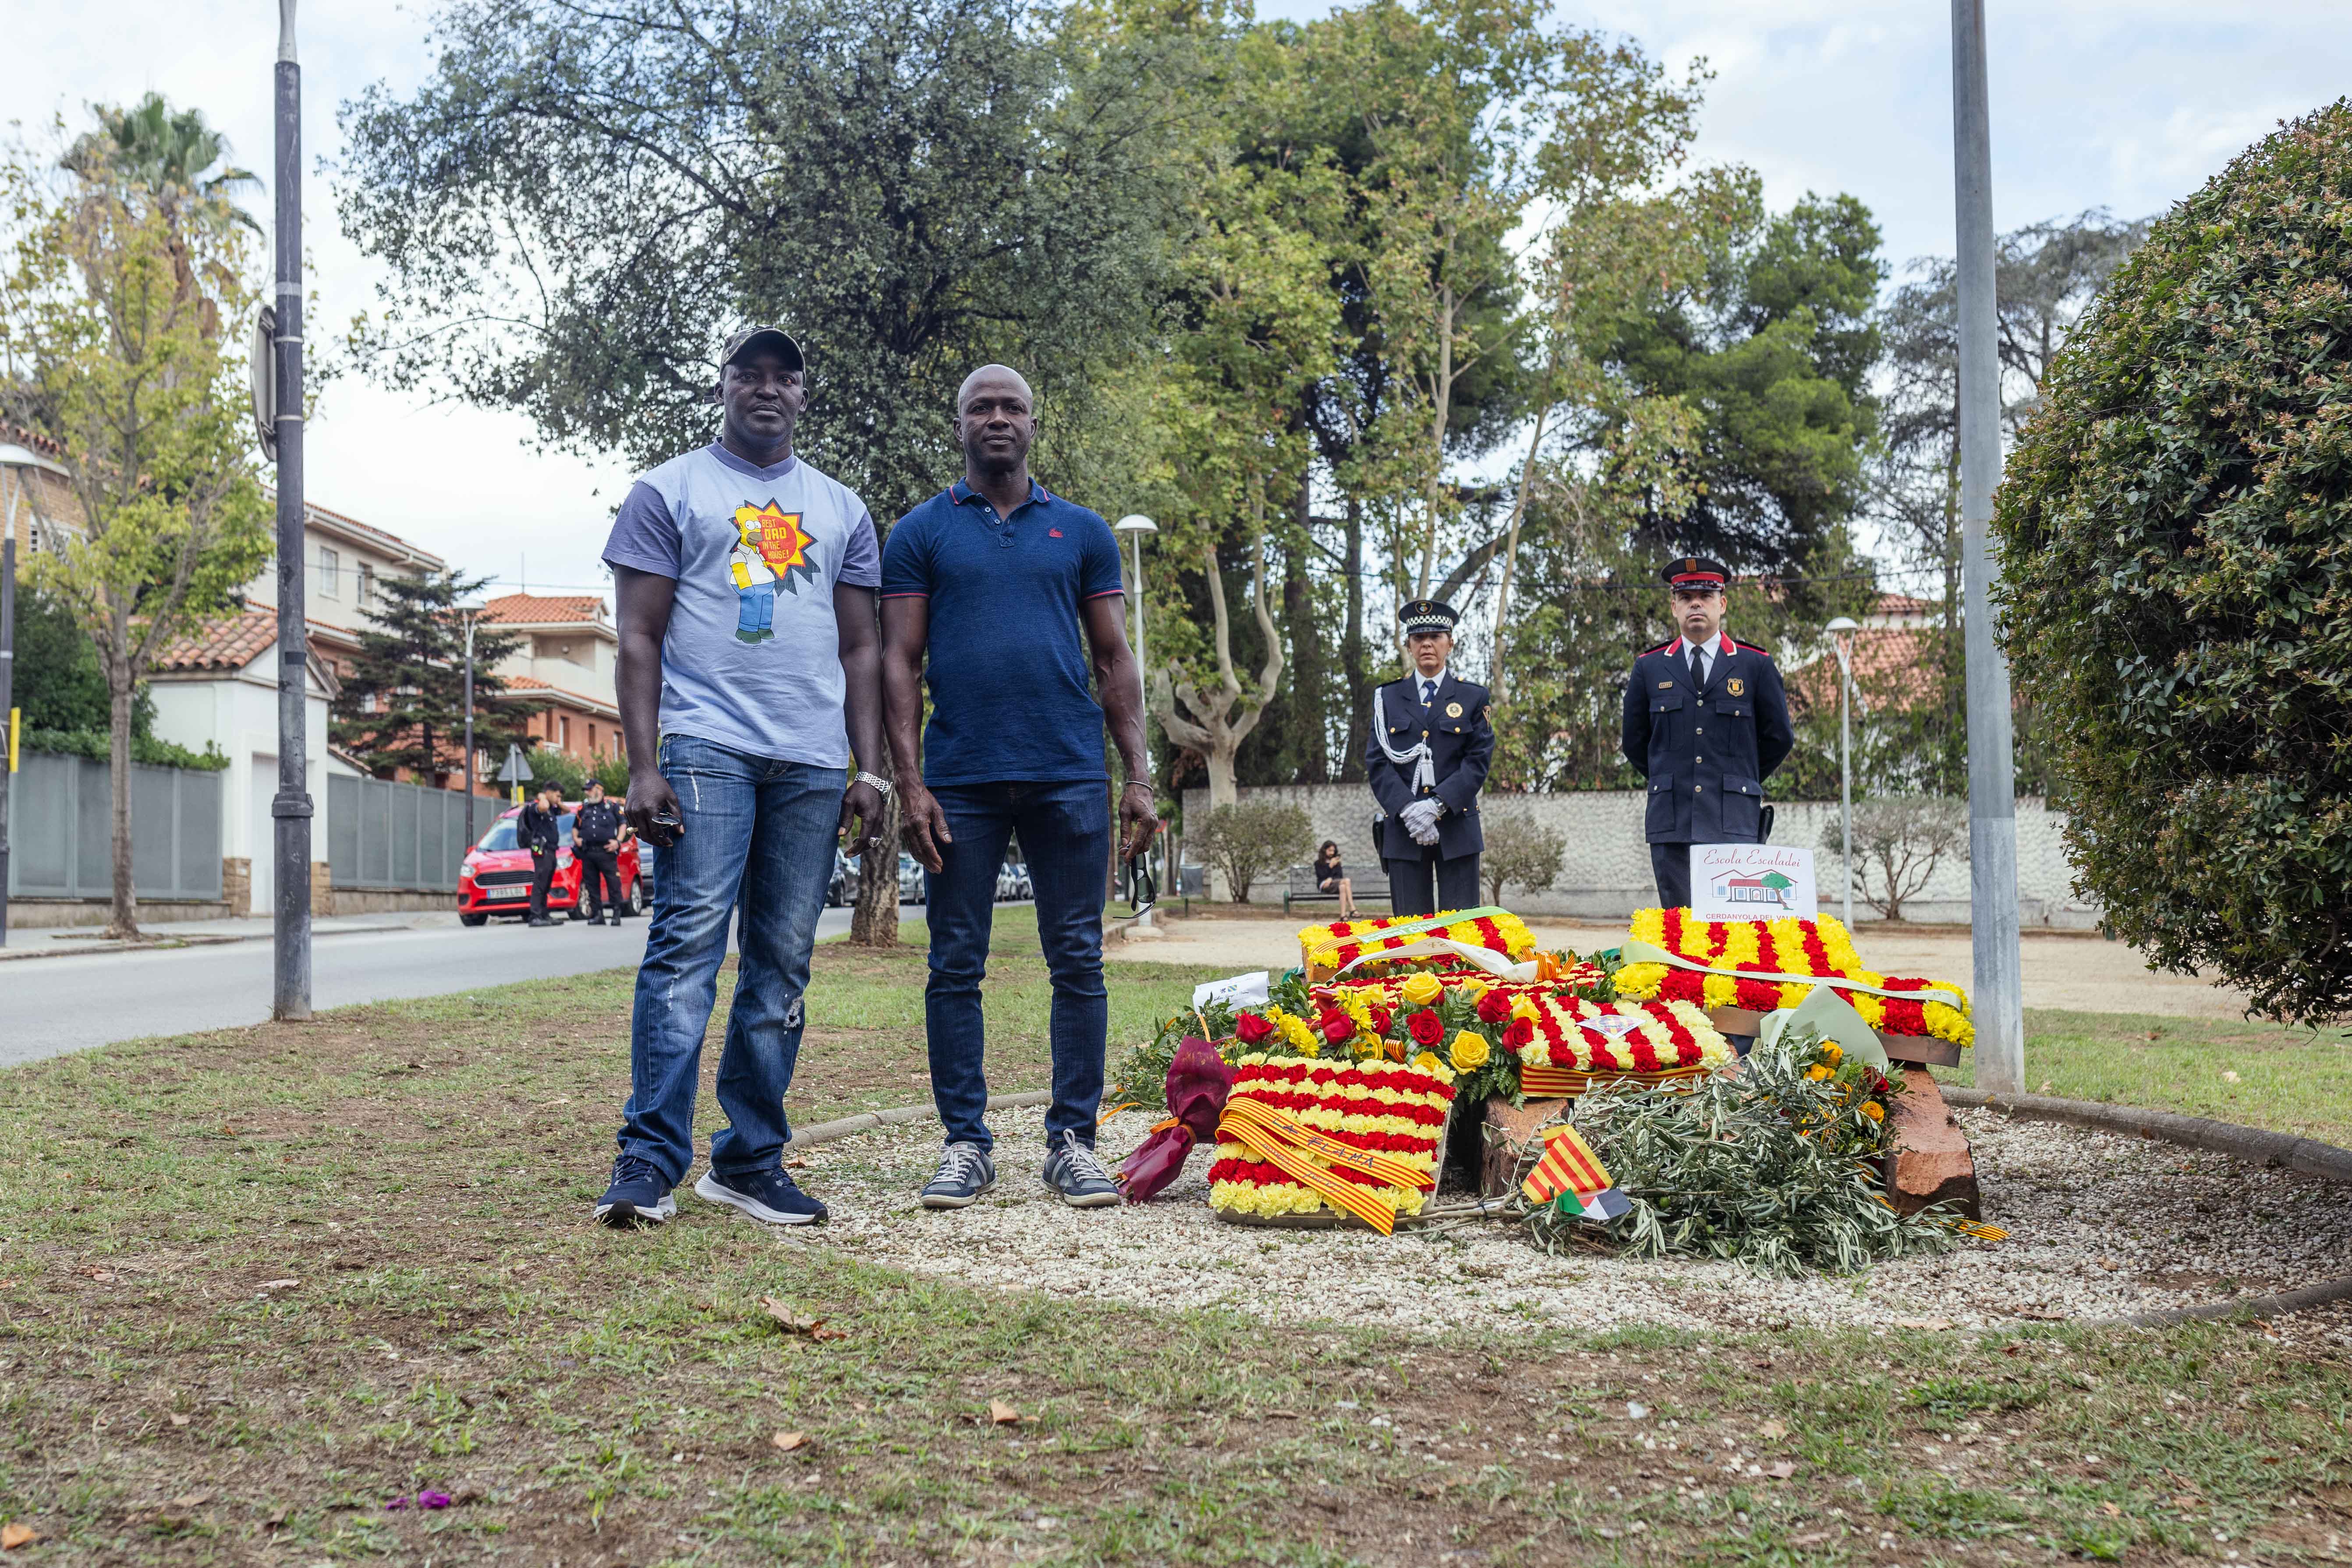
[1178, 784, 2099, 927]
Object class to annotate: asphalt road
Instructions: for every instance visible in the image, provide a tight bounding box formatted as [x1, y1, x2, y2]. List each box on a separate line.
[0, 906, 858, 1067]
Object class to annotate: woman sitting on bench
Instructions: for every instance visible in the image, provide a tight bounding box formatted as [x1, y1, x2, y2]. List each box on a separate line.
[1314, 841, 1357, 918]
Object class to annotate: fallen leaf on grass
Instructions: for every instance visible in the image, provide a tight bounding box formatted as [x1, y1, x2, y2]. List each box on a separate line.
[258, 1278, 301, 1292]
[265, 1506, 290, 1528]
[1757, 1420, 1786, 1440]
[1765, 1462, 1796, 1480]
[168, 1492, 211, 1509]
[990, 1401, 1023, 1426]
[168, 1415, 190, 1428]
[0, 1523, 36, 1550]
[1892, 1317, 1954, 1331]
[772, 1431, 809, 1452]
[760, 1298, 847, 1341]
[2101, 1502, 2122, 1516]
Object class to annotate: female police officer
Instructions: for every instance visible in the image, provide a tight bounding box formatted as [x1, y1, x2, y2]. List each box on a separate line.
[1364, 599, 1493, 916]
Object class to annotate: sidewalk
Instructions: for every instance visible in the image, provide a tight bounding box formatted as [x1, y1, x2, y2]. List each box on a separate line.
[0, 910, 460, 962]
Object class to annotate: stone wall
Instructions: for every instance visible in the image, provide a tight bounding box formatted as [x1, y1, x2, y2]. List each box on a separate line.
[1176, 784, 2099, 927]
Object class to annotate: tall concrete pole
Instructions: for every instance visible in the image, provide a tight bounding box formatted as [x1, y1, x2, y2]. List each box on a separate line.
[1952, 0, 2025, 1091]
[271, 0, 313, 1019]
[0, 536, 14, 948]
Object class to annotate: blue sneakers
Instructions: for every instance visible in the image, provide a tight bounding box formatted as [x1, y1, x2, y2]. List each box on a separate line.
[1041, 1130, 1121, 1208]
[920, 1142, 997, 1209]
[694, 1166, 829, 1226]
[594, 1155, 676, 1228]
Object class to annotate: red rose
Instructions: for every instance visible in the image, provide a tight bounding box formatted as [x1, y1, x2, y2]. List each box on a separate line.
[1505, 1016, 1534, 1048]
[1235, 1012, 1274, 1045]
[1476, 990, 1512, 1024]
[1407, 1009, 1444, 1047]
[1368, 1004, 1394, 1035]
[1319, 1009, 1354, 1044]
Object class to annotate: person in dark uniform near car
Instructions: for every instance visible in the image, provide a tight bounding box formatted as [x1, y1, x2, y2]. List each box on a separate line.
[574, 779, 628, 925]
[1364, 599, 1493, 917]
[518, 782, 567, 927]
[1621, 556, 1795, 909]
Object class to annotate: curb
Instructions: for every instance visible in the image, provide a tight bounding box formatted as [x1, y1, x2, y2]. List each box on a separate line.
[783, 1089, 1054, 1151]
[1946, 1087, 2352, 1327]
[1942, 1087, 2352, 1183]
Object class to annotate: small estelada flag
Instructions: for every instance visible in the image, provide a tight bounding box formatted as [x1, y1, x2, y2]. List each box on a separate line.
[1522, 1123, 1630, 1221]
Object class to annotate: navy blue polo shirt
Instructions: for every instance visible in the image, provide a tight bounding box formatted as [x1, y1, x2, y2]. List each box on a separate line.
[880, 478, 1125, 784]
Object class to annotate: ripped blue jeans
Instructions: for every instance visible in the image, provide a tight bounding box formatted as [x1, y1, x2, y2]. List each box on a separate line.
[614, 734, 843, 1184]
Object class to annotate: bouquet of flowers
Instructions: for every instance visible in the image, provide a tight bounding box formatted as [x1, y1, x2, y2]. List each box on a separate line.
[1613, 909, 1974, 1048]
[1295, 907, 1537, 979]
[1206, 1053, 1457, 1232]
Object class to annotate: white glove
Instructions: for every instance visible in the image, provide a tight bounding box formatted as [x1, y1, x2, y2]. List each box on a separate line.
[1401, 799, 1443, 843]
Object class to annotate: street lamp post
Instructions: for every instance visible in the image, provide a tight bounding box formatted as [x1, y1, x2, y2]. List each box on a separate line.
[269, 0, 312, 1020]
[459, 598, 483, 848]
[1952, 0, 2026, 1092]
[1825, 616, 1860, 931]
[1113, 514, 1158, 923]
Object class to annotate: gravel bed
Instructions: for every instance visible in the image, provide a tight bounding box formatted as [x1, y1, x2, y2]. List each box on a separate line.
[763, 1104, 2352, 1334]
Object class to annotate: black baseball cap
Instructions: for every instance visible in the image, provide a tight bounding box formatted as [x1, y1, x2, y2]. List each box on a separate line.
[720, 326, 806, 374]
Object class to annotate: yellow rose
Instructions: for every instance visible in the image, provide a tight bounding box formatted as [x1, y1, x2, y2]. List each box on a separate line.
[1511, 999, 1539, 1023]
[1820, 1041, 1843, 1065]
[1805, 1064, 1831, 1081]
[1861, 1100, 1886, 1122]
[1412, 1051, 1442, 1073]
[1399, 972, 1443, 1007]
[1458, 979, 1490, 1004]
[1449, 1031, 1491, 1072]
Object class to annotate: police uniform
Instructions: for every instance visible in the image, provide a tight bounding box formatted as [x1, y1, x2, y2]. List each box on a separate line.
[1620, 558, 1794, 909]
[1364, 599, 1493, 917]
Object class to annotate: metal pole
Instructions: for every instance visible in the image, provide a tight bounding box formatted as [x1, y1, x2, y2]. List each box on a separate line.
[462, 614, 477, 843]
[1839, 639, 1853, 932]
[0, 536, 14, 948]
[271, 0, 312, 1020]
[1952, 0, 2025, 1091]
[1130, 530, 1152, 927]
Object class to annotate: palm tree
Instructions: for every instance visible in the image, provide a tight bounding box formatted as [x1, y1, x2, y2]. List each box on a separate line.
[62, 93, 261, 339]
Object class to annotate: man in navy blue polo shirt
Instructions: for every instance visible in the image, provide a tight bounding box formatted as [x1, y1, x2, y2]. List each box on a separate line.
[880, 364, 1158, 1211]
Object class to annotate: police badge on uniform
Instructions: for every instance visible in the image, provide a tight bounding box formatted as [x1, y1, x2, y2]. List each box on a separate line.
[1446, 702, 1463, 717]
[1726, 678, 1745, 697]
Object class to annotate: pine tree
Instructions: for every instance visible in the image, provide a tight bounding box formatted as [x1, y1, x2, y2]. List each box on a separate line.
[332, 571, 539, 782]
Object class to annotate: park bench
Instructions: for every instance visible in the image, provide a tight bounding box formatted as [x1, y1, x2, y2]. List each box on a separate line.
[1280, 864, 1391, 916]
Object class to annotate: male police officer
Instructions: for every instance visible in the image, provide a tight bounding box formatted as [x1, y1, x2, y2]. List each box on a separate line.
[1365, 599, 1493, 916]
[1621, 557, 1794, 909]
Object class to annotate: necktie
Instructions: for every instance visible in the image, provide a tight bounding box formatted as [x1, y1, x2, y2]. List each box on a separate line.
[1689, 644, 1706, 692]
[1421, 678, 1438, 708]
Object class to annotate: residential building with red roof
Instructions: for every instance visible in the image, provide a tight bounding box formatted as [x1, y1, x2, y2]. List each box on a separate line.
[477, 592, 623, 763]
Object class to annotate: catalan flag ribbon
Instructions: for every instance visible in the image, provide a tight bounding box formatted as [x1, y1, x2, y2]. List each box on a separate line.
[1521, 1123, 1630, 1221]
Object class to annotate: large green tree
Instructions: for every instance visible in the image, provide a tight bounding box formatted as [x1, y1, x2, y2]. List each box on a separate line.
[1, 108, 271, 937]
[1994, 101, 2352, 1025]
[332, 572, 537, 784]
[1594, 190, 1884, 573]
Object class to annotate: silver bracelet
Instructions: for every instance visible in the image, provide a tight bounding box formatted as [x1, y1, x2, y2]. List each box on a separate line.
[854, 770, 893, 798]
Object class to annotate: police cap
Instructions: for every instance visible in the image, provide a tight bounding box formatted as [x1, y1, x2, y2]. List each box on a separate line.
[1399, 599, 1459, 635]
[1662, 556, 1729, 593]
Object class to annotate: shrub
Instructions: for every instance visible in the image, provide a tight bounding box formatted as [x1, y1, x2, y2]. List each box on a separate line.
[521, 746, 630, 800]
[1819, 796, 1968, 922]
[1193, 799, 1311, 903]
[1993, 99, 2352, 1022]
[1481, 811, 1567, 904]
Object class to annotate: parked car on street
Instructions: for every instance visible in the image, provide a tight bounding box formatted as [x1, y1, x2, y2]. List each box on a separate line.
[897, 851, 926, 905]
[828, 849, 855, 907]
[457, 804, 645, 926]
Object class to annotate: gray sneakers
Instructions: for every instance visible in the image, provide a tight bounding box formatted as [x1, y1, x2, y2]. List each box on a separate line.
[920, 1141, 997, 1208]
[1041, 1130, 1121, 1208]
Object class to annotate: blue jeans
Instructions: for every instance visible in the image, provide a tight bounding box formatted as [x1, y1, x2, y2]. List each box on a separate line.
[616, 734, 843, 1183]
[923, 779, 1110, 1151]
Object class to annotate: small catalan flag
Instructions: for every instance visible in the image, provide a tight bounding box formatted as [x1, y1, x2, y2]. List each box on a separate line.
[1521, 1123, 1629, 1220]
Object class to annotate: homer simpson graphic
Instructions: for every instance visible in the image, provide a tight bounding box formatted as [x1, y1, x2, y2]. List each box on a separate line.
[730, 510, 780, 642]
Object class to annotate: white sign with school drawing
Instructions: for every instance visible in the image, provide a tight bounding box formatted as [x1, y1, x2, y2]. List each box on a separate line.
[1688, 843, 1819, 920]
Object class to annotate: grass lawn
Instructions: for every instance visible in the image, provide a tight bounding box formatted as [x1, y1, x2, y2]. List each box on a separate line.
[1952, 1010, 2352, 1148]
[4, 925, 2351, 1564]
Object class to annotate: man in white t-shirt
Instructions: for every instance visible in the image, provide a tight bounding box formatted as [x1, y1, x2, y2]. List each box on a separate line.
[590, 326, 890, 1229]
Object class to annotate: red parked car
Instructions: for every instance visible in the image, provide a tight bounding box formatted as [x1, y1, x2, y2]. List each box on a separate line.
[457, 803, 647, 926]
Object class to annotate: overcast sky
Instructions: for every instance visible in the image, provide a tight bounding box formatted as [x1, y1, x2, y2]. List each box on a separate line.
[6, 1, 2347, 605]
